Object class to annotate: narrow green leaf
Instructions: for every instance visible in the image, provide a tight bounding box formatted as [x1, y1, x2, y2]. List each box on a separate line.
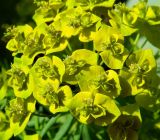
[82, 125, 91, 140]
[40, 115, 60, 137]
[54, 114, 73, 140]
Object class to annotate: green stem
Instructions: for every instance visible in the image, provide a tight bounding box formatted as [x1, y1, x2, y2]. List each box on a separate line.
[67, 42, 72, 52]
[35, 116, 39, 131]
[141, 39, 147, 48]
[134, 33, 140, 45]
[25, 127, 41, 132]
[32, 113, 53, 117]
[100, 61, 103, 66]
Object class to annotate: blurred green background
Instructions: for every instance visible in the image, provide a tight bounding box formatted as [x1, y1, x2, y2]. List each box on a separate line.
[0, 0, 35, 67]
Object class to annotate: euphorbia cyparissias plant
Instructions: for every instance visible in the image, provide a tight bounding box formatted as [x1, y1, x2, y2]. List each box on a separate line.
[1, 0, 160, 139]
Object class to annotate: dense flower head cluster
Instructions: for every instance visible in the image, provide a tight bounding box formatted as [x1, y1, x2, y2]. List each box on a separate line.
[0, 0, 160, 139]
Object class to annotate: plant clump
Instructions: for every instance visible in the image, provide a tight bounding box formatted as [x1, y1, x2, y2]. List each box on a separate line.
[0, 0, 160, 139]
